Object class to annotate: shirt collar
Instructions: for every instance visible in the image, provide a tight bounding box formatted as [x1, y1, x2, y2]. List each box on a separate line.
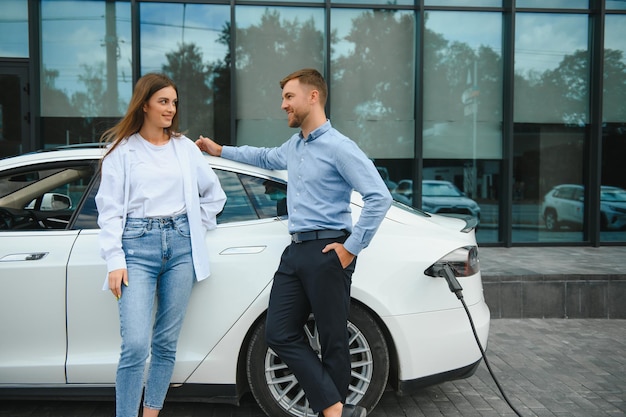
[299, 120, 331, 142]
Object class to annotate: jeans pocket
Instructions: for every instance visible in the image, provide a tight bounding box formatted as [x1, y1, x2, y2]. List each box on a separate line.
[122, 223, 146, 239]
[175, 219, 191, 238]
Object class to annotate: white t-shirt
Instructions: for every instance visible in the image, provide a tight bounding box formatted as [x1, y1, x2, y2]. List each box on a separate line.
[127, 137, 186, 218]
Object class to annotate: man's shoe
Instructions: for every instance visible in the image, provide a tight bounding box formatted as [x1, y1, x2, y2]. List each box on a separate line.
[342, 404, 367, 417]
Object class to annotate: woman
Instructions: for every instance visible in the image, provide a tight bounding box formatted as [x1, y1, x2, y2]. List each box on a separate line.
[96, 73, 226, 417]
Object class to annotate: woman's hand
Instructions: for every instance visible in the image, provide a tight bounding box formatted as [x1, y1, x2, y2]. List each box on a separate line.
[109, 268, 128, 300]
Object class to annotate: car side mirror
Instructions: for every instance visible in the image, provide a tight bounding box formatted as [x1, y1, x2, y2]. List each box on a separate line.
[50, 194, 72, 210]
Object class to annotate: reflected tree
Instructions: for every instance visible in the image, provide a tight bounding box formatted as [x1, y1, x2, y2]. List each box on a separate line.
[41, 68, 73, 117]
[332, 10, 414, 155]
[235, 9, 324, 120]
[162, 43, 212, 140]
[209, 21, 232, 144]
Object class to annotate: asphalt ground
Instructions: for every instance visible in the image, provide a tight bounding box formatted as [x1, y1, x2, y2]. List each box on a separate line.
[1, 247, 625, 417]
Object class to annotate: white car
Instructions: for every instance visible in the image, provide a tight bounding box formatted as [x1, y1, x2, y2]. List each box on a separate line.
[541, 184, 626, 231]
[392, 179, 481, 221]
[0, 145, 490, 417]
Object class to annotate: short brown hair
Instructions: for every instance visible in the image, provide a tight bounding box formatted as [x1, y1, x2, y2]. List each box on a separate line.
[280, 68, 327, 106]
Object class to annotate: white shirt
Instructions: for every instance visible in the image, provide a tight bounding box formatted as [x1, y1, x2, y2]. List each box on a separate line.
[127, 137, 185, 218]
[96, 134, 227, 284]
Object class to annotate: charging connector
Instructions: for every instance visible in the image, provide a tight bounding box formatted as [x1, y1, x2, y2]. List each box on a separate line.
[439, 263, 463, 299]
[436, 262, 524, 417]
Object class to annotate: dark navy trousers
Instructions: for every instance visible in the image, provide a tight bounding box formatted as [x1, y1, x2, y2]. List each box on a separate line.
[265, 236, 356, 413]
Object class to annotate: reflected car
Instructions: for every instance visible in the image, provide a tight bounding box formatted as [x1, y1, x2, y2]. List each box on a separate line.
[541, 184, 626, 231]
[392, 179, 481, 221]
[0, 145, 490, 417]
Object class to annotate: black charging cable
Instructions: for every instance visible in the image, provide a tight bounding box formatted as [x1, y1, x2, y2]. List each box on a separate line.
[439, 263, 524, 417]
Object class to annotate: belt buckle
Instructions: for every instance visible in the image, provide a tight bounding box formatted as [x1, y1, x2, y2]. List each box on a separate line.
[291, 233, 302, 244]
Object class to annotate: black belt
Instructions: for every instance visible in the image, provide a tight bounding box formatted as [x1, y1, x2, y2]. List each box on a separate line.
[291, 230, 347, 244]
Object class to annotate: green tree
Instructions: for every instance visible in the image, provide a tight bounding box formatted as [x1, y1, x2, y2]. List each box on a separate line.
[235, 9, 324, 121]
[162, 43, 212, 140]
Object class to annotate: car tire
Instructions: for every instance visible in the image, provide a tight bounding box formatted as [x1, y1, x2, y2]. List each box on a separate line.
[544, 209, 559, 231]
[246, 303, 389, 417]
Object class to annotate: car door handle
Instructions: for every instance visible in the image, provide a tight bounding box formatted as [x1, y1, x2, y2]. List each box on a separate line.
[219, 246, 266, 255]
[0, 252, 49, 262]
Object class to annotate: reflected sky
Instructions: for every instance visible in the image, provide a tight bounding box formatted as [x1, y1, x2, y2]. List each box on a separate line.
[515, 13, 588, 75]
[0, 0, 29, 58]
[140, 3, 229, 74]
[425, 11, 501, 54]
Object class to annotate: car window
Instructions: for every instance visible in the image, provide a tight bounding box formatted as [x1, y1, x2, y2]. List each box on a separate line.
[215, 169, 287, 224]
[0, 161, 97, 231]
[601, 188, 626, 202]
[70, 167, 288, 229]
[423, 182, 462, 197]
[240, 174, 287, 218]
[553, 187, 573, 200]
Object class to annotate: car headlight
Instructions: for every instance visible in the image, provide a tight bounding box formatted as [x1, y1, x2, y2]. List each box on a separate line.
[424, 246, 480, 278]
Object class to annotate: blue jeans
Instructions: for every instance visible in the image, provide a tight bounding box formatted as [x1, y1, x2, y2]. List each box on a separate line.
[116, 214, 195, 417]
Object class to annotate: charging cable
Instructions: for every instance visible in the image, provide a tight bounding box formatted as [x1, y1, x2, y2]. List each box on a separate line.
[439, 263, 524, 417]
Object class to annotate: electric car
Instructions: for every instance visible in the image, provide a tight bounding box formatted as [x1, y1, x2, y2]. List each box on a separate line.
[0, 144, 490, 417]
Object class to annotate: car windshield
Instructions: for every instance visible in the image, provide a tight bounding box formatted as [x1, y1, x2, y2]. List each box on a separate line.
[601, 189, 626, 202]
[422, 182, 463, 197]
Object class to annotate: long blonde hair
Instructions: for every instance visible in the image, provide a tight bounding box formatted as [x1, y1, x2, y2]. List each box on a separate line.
[101, 73, 181, 158]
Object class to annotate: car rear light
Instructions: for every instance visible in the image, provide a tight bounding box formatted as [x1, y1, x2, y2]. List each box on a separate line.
[424, 246, 480, 278]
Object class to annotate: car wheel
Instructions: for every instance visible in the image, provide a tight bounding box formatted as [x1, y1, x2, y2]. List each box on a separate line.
[544, 209, 559, 231]
[246, 303, 389, 417]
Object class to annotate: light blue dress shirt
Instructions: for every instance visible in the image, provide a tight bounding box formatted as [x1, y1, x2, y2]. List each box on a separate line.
[221, 121, 392, 255]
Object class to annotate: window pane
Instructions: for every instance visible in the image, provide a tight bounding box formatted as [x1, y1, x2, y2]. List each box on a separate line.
[235, 6, 324, 148]
[513, 13, 588, 243]
[41, 0, 132, 118]
[0, 0, 28, 58]
[338, 0, 413, 6]
[516, 0, 588, 8]
[140, 2, 231, 142]
[423, 11, 502, 243]
[331, 9, 415, 160]
[601, 15, 626, 242]
[0, 162, 97, 231]
[424, 0, 501, 6]
[607, 0, 626, 10]
[240, 175, 287, 218]
[214, 170, 258, 224]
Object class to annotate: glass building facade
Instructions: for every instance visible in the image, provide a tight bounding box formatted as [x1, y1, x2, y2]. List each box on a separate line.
[1, 0, 625, 246]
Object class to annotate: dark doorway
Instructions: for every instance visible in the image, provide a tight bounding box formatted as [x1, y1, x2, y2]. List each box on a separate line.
[0, 62, 30, 158]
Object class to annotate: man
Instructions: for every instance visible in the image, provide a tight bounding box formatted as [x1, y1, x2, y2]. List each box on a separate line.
[196, 68, 392, 417]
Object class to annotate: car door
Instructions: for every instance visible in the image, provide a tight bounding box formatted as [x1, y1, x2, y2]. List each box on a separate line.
[65, 167, 290, 383]
[0, 160, 98, 384]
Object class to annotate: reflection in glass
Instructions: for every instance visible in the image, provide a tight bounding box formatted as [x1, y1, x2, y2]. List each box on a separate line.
[606, 0, 626, 10]
[513, 13, 588, 243]
[601, 15, 626, 242]
[516, 0, 588, 8]
[424, 0, 500, 6]
[235, 6, 324, 148]
[337, 0, 413, 6]
[140, 3, 231, 142]
[331, 9, 415, 160]
[423, 11, 502, 243]
[0, 0, 28, 58]
[41, 0, 132, 119]
[0, 75, 23, 157]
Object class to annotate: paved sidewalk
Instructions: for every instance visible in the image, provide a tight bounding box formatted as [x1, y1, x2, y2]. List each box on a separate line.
[1, 318, 624, 417]
[478, 246, 625, 277]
